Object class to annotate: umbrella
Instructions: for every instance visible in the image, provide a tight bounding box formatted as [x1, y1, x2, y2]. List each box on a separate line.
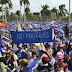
[0, 22, 6, 27]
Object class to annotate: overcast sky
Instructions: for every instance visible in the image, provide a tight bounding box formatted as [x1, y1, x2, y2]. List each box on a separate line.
[10, 0, 72, 15]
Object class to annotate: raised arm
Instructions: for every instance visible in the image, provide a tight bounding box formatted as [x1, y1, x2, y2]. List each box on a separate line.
[28, 56, 39, 68]
[14, 44, 18, 50]
[45, 51, 52, 60]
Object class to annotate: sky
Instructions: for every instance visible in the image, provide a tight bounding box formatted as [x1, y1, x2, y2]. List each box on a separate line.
[10, 0, 72, 15]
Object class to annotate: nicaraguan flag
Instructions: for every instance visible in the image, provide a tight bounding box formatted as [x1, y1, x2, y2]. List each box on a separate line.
[59, 28, 64, 34]
[0, 45, 3, 57]
[1, 36, 10, 41]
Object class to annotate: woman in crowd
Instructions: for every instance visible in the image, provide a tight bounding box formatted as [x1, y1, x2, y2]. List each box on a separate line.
[58, 55, 68, 72]
[51, 62, 64, 72]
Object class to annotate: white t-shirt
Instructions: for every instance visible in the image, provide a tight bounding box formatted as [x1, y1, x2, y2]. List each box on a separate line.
[13, 54, 18, 61]
[13, 61, 18, 68]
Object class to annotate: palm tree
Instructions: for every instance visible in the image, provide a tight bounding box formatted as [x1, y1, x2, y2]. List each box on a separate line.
[41, 5, 51, 21]
[4, 0, 11, 22]
[0, 6, 2, 11]
[51, 7, 58, 21]
[51, 7, 57, 15]
[22, 0, 30, 21]
[0, 0, 11, 22]
[9, 2, 12, 9]
[58, 4, 68, 22]
[59, 4, 66, 16]
[8, 2, 13, 21]
[25, 7, 30, 13]
[20, 0, 22, 21]
[16, 10, 20, 16]
[0, 0, 4, 22]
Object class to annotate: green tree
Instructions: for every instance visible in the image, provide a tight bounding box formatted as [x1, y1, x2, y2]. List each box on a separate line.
[51, 7, 57, 14]
[9, 2, 13, 9]
[25, 7, 30, 13]
[70, 13, 72, 21]
[51, 7, 58, 21]
[0, 0, 12, 22]
[0, 6, 2, 11]
[16, 10, 20, 16]
[20, 0, 23, 21]
[10, 12, 17, 21]
[16, 10, 20, 20]
[58, 4, 68, 22]
[0, 6, 2, 21]
[8, 2, 13, 21]
[0, 0, 4, 22]
[22, 0, 30, 21]
[41, 5, 51, 21]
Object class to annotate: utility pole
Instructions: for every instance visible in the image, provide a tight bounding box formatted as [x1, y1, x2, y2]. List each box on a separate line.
[23, 0, 25, 22]
[5, 3, 6, 23]
[69, 0, 71, 23]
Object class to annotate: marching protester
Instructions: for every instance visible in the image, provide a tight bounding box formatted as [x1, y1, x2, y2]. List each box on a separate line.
[64, 24, 70, 39]
[0, 21, 72, 72]
[58, 55, 68, 72]
[51, 62, 64, 72]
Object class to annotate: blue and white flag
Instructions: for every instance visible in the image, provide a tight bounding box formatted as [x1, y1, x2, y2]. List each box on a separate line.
[59, 28, 64, 34]
[1, 36, 10, 41]
[0, 46, 3, 57]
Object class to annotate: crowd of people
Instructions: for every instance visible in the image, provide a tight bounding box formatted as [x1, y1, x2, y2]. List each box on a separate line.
[0, 21, 72, 72]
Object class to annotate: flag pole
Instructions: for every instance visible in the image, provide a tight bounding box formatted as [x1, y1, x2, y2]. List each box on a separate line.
[69, 0, 71, 23]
